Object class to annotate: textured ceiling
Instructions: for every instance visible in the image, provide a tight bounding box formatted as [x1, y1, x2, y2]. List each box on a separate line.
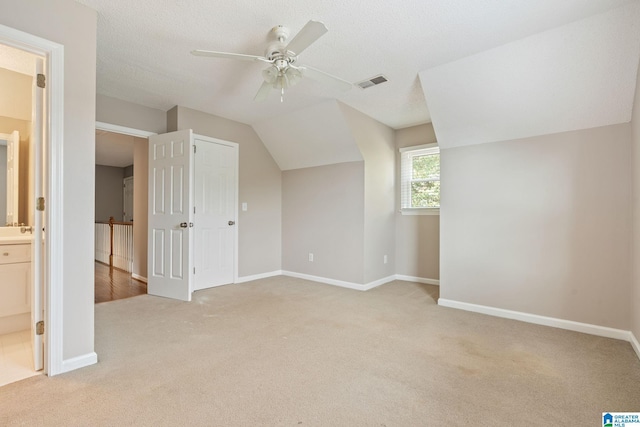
[75, 0, 633, 130]
[252, 100, 362, 170]
[420, 2, 640, 148]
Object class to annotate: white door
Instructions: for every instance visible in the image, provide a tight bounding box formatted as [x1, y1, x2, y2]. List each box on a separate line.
[32, 58, 44, 371]
[147, 130, 193, 301]
[5, 130, 19, 225]
[123, 176, 134, 222]
[193, 138, 238, 291]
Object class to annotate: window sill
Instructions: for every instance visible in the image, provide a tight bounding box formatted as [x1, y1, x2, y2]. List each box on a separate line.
[400, 208, 440, 216]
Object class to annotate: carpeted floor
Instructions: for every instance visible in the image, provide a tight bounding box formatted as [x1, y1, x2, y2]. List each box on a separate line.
[1, 276, 639, 426]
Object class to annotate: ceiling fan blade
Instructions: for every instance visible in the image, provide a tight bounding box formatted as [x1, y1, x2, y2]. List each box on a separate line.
[301, 66, 353, 92]
[285, 20, 328, 55]
[191, 50, 268, 62]
[254, 81, 272, 101]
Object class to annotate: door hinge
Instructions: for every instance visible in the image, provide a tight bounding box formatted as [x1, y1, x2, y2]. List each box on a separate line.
[36, 321, 44, 335]
[37, 73, 46, 88]
[193, 145, 196, 154]
[193, 267, 196, 275]
[36, 197, 45, 211]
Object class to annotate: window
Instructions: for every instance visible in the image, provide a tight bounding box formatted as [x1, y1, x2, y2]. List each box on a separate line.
[400, 143, 440, 214]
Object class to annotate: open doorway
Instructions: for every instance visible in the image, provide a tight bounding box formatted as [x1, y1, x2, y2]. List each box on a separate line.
[94, 124, 152, 303]
[0, 43, 44, 386]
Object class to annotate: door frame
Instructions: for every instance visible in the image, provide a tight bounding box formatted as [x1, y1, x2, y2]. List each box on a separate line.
[193, 136, 239, 290]
[0, 24, 63, 375]
[96, 122, 155, 285]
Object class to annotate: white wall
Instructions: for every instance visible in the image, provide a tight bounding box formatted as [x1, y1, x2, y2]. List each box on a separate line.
[282, 162, 365, 283]
[97, 94, 166, 134]
[440, 124, 632, 330]
[0, 0, 98, 361]
[340, 104, 396, 283]
[395, 123, 440, 281]
[631, 60, 640, 342]
[168, 106, 282, 277]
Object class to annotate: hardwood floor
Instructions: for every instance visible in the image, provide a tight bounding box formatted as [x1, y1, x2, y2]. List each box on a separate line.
[95, 262, 147, 303]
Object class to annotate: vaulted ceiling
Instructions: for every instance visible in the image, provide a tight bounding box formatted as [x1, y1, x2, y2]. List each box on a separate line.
[76, 0, 637, 133]
[420, 2, 640, 148]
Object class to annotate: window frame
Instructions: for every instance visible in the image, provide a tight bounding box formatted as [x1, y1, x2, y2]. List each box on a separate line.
[399, 143, 440, 215]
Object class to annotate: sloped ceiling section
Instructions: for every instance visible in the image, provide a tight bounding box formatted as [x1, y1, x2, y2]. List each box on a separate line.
[252, 100, 362, 171]
[95, 130, 135, 167]
[419, 2, 640, 149]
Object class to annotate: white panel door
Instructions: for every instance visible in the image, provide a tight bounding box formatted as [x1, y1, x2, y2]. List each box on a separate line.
[148, 130, 193, 301]
[5, 130, 19, 225]
[193, 138, 238, 291]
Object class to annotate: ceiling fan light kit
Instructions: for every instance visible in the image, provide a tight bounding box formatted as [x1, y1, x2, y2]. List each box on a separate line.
[191, 20, 353, 102]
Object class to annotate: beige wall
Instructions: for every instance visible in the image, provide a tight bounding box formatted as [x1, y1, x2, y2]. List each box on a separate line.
[631, 61, 640, 341]
[0, 67, 31, 121]
[132, 137, 148, 279]
[395, 123, 440, 280]
[94, 165, 124, 221]
[0, 116, 30, 138]
[340, 104, 396, 283]
[282, 162, 365, 283]
[1, 0, 98, 360]
[168, 106, 282, 277]
[440, 123, 632, 329]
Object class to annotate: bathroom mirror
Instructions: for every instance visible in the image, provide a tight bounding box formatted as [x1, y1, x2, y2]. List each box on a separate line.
[0, 131, 21, 226]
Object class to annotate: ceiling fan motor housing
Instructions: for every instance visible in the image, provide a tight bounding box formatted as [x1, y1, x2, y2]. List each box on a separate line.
[265, 26, 297, 63]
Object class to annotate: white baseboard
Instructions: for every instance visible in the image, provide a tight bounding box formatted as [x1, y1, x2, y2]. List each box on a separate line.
[364, 275, 398, 290]
[234, 269, 439, 291]
[438, 298, 631, 341]
[131, 273, 147, 283]
[60, 352, 98, 374]
[281, 271, 396, 291]
[236, 270, 283, 283]
[395, 275, 439, 286]
[631, 332, 640, 361]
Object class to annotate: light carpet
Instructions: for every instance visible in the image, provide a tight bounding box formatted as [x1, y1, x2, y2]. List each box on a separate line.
[1, 276, 639, 426]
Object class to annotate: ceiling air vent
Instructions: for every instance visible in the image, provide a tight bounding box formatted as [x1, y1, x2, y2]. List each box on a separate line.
[356, 75, 388, 89]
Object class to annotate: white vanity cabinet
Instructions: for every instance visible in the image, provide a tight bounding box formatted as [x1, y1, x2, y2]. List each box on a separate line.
[0, 243, 31, 318]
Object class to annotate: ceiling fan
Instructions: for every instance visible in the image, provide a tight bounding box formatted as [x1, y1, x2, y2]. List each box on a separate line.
[191, 20, 353, 102]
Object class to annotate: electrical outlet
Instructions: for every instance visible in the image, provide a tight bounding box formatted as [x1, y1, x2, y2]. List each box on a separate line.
[308, 253, 314, 262]
[384, 255, 388, 264]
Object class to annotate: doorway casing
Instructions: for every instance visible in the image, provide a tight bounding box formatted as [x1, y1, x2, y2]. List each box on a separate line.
[0, 24, 64, 375]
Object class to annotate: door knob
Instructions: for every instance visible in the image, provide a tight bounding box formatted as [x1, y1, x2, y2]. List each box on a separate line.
[179, 222, 188, 228]
[228, 221, 235, 226]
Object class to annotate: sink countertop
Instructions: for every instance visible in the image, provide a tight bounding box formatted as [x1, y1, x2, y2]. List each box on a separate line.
[0, 235, 34, 244]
